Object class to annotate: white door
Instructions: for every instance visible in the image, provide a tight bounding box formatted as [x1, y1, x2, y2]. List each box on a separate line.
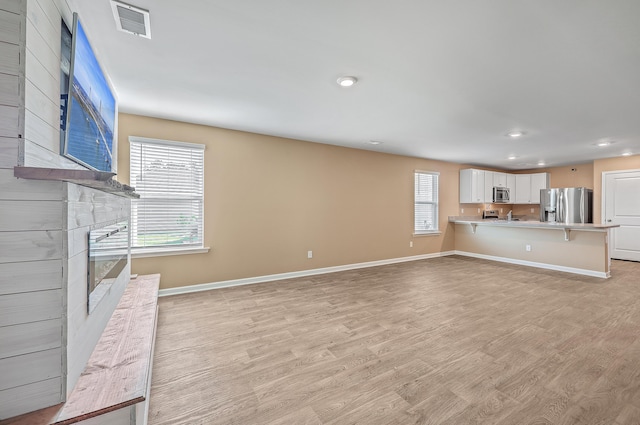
[604, 170, 640, 261]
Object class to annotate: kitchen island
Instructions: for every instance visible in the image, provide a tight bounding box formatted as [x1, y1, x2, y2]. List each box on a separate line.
[449, 216, 619, 278]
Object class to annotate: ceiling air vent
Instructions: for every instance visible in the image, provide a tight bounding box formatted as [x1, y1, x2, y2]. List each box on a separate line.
[110, 1, 151, 39]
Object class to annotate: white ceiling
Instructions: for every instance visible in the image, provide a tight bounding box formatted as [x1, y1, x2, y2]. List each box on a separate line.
[69, 0, 640, 170]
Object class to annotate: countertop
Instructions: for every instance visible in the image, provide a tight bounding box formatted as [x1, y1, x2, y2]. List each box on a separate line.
[449, 216, 619, 231]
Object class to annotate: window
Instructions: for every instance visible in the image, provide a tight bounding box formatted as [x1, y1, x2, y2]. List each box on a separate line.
[130, 137, 205, 252]
[414, 171, 439, 234]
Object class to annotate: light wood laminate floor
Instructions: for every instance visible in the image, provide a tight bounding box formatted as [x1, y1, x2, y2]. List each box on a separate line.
[148, 256, 640, 425]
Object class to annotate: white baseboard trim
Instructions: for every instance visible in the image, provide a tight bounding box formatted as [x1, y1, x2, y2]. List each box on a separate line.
[158, 251, 456, 297]
[454, 250, 610, 279]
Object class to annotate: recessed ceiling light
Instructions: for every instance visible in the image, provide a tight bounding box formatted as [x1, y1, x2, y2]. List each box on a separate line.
[622, 152, 632, 156]
[367, 140, 383, 145]
[506, 130, 526, 138]
[337, 76, 358, 87]
[595, 140, 615, 147]
[538, 161, 546, 166]
[508, 155, 518, 160]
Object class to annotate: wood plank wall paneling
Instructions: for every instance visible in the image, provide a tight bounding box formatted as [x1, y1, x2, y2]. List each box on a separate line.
[0, 347, 62, 391]
[0, 377, 62, 420]
[0, 169, 63, 200]
[0, 319, 61, 358]
[22, 0, 62, 162]
[0, 200, 63, 231]
[24, 49, 57, 105]
[25, 79, 58, 128]
[0, 5, 21, 169]
[24, 20, 57, 83]
[0, 41, 20, 75]
[0, 0, 23, 15]
[0, 259, 62, 295]
[67, 225, 88, 259]
[0, 74, 19, 106]
[56, 0, 73, 28]
[66, 185, 131, 230]
[0, 137, 19, 169]
[22, 140, 87, 170]
[0, 9, 21, 43]
[26, 0, 59, 56]
[0, 289, 63, 327]
[24, 109, 58, 152]
[0, 104, 19, 136]
[0, 230, 63, 263]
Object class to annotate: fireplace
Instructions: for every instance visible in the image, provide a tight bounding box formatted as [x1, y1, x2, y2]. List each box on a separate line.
[88, 220, 130, 313]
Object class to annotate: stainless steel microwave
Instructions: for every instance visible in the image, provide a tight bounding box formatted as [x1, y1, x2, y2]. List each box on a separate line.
[493, 186, 510, 203]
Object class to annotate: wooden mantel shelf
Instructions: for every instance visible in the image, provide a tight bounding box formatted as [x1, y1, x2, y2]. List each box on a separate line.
[13, 166, 139, 198]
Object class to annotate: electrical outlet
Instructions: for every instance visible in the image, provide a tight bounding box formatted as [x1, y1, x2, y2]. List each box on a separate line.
[526, 244, 532, 252]
[500, 208, 503, 213]
[461, 208, 464, 214]
[477, 208, 480, 214]
[307, 250, 313, 259]
[531, 208, 534, 213]
[409, 241, 413, 248]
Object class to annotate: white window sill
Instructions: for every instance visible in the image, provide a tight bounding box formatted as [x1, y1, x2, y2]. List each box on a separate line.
[131, 246, 210, 259]
[413, 231, 442, 237]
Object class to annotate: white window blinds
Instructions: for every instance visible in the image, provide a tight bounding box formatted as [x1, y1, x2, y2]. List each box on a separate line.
[414, 171, 439, 233]
[129, 137, 205, 250]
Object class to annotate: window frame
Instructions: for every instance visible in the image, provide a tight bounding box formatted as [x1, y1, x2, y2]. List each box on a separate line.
[414, 170, 441, 236]
[129, 136, 209, 257]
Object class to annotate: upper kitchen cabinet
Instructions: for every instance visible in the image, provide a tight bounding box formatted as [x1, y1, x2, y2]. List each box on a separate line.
[483, 171, 494, 203]
[493, 172, 507, 187]
[530, 172, 550, 204]
[460, 169, 485, 203]
[506, 174, 516, 194]
[460, 169, 549, 204]
[514, 172, 550, 204]
[514, 174, 531, 204]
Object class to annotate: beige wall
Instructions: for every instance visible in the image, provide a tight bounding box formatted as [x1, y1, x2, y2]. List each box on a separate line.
[538, 164, 594, 188]
[118, 114, 461, 289]
[593, 155, 640, 223]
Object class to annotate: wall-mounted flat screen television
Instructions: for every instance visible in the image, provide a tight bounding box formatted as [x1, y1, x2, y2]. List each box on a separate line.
[61, 13, 117, 172]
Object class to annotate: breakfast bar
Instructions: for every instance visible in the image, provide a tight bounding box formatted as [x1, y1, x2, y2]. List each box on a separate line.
[449, 217, 619, 278]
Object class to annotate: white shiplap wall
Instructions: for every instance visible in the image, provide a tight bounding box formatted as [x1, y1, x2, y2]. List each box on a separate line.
[0, 0, 22, 169]
[0, 167, 65, 418]
[0, 0, 131, 419]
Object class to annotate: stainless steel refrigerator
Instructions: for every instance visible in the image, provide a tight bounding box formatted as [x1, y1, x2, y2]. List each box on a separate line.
[540, 187, 593, 224]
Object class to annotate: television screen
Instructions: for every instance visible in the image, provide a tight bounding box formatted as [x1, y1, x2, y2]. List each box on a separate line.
[62, 13, 116, 172]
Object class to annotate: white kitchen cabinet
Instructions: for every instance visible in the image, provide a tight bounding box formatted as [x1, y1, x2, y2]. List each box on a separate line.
[461, 169, 549, 204]
[514, 173, 550, 204]
[530, 172, 550, 204]
[460, 169, 485, 203]
[483, 171, 494, 203]
[506, 174, 516, 194]
[493, 172, 507, 187]
[514, 174, 531, 204]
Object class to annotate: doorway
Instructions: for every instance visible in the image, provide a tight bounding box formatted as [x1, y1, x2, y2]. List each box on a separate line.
[603, 169, 640, 261]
